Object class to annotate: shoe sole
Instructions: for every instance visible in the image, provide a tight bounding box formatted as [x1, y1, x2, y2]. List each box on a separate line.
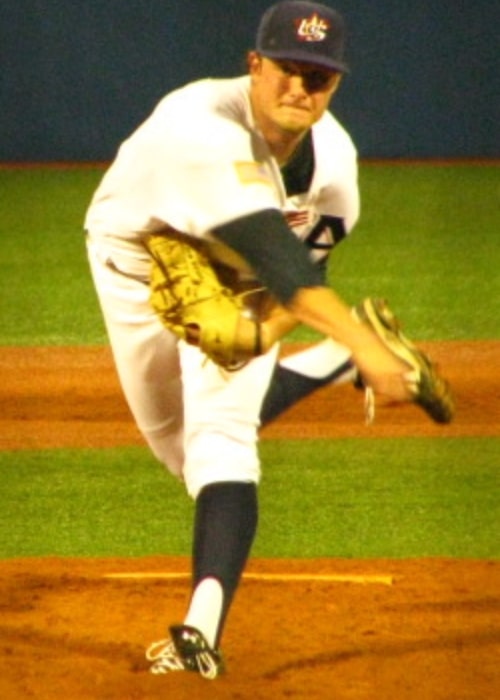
[354, 299, 454, 424]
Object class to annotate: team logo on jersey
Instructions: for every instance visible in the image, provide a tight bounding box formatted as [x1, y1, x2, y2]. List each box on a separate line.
[234, 161, 272, 186]
[285, 210, 346, 264]
[295, 13, 330, 42]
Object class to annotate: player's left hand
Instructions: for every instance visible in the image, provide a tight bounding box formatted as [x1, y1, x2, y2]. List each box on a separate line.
[145, 232, 299, 369]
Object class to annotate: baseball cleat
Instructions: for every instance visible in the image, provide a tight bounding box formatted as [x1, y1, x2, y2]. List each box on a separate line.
[146, 624, 224, 679]
[353, 298, 455, 424]
[146, 638, 185, 674]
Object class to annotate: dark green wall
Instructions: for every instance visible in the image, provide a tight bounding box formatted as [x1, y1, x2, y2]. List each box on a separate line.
[1, 0, 498, 160]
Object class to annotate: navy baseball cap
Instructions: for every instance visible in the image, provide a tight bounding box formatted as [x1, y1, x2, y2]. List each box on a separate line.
[256, 1, 348, 73]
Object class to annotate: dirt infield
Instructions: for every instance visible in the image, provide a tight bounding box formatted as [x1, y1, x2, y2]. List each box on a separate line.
[1, 556, 499, 700]
[1, 341, 499, 699]
[1, 341, 498, 449]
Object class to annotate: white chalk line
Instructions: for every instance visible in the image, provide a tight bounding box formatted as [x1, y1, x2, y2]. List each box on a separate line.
[103, 572, 393, 586]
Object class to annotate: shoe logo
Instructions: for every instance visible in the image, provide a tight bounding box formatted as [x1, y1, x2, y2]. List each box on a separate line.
[295, 13, 330, 42]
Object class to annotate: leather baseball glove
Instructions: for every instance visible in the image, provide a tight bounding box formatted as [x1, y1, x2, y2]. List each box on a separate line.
[353, 298, 455, 423]
[144, 231, 275, 369]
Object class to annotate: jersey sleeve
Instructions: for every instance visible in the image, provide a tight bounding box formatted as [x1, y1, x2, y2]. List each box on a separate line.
[213, 209, 324, 304]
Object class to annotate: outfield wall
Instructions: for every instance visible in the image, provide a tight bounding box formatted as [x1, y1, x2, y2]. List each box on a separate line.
[2, 0, 497, 160]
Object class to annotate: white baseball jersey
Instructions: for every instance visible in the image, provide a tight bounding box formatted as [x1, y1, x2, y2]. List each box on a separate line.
[85, 75, 360, 498]
[85, 76, 359, 265]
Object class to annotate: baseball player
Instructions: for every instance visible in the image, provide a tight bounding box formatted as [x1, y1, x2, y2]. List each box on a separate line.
[84, 1, 453, 679]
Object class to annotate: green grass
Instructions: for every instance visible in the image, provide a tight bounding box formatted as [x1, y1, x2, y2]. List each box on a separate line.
[328, 164, 500, 340]
[258, 438, 499, 558]
[0, 447, 193, 557]
[1, 438, 497, 559]
[0, 167, 107, 344]
[0, 164, 498, 562]
[1, 163, 499, 344]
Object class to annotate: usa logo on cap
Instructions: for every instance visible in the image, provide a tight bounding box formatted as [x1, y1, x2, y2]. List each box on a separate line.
[295, 13, 330, 42]
[256, 1, 349, 73]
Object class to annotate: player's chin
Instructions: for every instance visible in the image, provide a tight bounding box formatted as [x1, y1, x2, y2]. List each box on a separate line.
[276, 110, 314, 133]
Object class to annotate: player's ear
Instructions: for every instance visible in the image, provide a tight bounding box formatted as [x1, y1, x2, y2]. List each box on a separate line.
[247, 51, 263, 75]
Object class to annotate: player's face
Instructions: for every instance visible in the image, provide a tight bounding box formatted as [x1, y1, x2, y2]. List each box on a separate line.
[249, 53, 341, 136]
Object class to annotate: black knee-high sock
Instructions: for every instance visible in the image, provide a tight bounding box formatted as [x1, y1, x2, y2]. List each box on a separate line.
[192, 481, 258, 645]
[260, 360, 353, 425]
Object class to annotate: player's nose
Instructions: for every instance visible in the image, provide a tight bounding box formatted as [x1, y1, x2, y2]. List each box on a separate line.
[287, 73, 308, 96]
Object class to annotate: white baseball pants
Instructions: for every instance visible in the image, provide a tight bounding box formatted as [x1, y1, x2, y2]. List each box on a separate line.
[86, 233, 279, 498]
